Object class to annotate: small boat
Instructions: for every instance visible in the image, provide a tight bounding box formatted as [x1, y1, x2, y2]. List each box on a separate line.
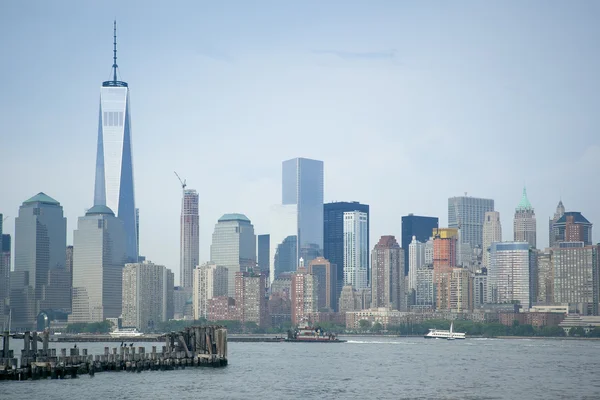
[424, 322, 465, 340]
[109, 328, 144, 337]
[285, 319, 346, 343]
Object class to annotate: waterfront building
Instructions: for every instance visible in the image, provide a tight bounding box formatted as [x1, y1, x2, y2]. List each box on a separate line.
[291, 266, 318, 325]
[345, 308, 409, 330]
[513, 187, 536, 248]
[207, 296, 237, 321]
[93, 22, 138, 262]
[257, 234, 270, 276]
[415, 264, 434, 307]
[552, 242, 599, 315]
[549, 200, 565, 248]
[401, 214, 438, 275]
[489, 242, 532, 309]
[408, 236, 425, 295]
[482, 211, 502, 269]
[307, 257, 336, 312]
[13, 193, 67, 330]
[70, 205, 126, 323]
[343, 211, 369, 290]
[180, 189, 199, 289]
[448, 196, 494, 250]
[210, 213, 256, 297]
[269, 204, 298, 282]
[536, 249, 553, 305]
[449, 268, 473, 312]
[432, 228, 458, 311]
[235, 271, 267, 327]
[371, 236, 405, 311]
[324, 201, 369, 303]
[122, 261, 174, 331]
[551, 212, 593, 245]
[192, 263, 228, 320]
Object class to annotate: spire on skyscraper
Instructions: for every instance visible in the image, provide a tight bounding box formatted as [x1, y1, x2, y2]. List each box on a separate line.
[112, 20, 118, 82]
[516, 187, 533, 211]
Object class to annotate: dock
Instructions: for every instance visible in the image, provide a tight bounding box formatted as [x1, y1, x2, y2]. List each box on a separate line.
[0, 326, 227, 381]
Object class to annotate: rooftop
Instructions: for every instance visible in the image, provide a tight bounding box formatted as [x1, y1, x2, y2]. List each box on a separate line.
[85, 205, 115, 216]
[515, 187, 533, 211]
[555, 211, 591, 225]
[23, 192, 60, 206]
[218, 213, 251, 223]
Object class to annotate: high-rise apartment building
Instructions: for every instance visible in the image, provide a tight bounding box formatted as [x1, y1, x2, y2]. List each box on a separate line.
[324, 202, 369, 299]
[281, 157, 324, 265]
[449, 268, 473, 312]
[122, 261, 174, 331]
[235, 271, 267, 327]
[180, 189, 199, 289]
[448, 196, 494, 250]
[291, 267, 318, 325]
[551, 212, 593, 245]
[489, 242, 532, 309]
[371, 236, 405, 311]
[536, 249, 553, 305]
[415, 264, 434, 308]
[549, 200, 565, 248]
[307, 257, 336, 312]
[432, 228, 458, 311]
[408, 236, 425, 295]
[257, 234, 270, 276]
[93, 22, 138, 262]
[482, 211, 502, 269]
[13, 193, 67, 329]
[192, 263, 228, 320]
[401, 214, 438, 275]
[552, 242, 599, 315]
[343, 211, 369, 290]
[513, 188, 536, 248]
[210, 214, 256, 297]
[71, 205, 126, 323]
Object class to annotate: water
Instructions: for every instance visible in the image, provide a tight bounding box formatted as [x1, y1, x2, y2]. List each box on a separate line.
[2, 336, 600, 399]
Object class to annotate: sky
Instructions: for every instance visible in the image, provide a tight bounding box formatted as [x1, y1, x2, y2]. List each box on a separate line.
[1, 1, 599, 285]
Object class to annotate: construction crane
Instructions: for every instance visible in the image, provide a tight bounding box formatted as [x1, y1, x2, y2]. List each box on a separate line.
[174, 171, 186, 190]
[2, 215, 9, 223]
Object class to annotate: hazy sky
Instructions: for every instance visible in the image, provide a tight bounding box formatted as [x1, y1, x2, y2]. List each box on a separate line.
[1, 1, 599, 284]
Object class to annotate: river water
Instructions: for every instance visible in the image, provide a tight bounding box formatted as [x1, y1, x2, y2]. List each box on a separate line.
[2, 336, 600, 399]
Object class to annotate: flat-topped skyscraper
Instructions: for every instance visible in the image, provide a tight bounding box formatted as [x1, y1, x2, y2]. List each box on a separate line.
[93, 21, 138, 262]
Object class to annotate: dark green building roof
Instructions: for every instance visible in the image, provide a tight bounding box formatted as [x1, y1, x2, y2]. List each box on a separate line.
[23, 192, 60, 206]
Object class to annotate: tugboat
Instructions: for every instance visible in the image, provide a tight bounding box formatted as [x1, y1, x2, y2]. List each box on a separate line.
[285, 319, 346, 343]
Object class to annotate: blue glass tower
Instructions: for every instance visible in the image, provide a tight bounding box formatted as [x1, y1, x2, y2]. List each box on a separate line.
[401, 214, 438, 275]
[94, 21, 138, 262]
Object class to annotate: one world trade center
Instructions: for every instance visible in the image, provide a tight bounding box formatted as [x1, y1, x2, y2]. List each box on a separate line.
[93, 21, 138, 262]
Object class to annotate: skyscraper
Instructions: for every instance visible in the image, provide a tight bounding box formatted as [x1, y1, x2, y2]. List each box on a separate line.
[489, 242, 532, 309]
[180, 189, 199, 288]
[432, 228, 458, 310]
[235, 271, 268, 327]
[482, 211, 502, 269]
[401, 214, 438, 275]
[343, 211, 369, 290]
[210, 214, 256, 297]
[257, 234, 270, 276]
[551, 212, 593, 245]
[0, 217, 4, 328]
[371, 236, 405, 311]
[324, 202, 369, 296]
[70, 205, 126, 322]
[291, 267, 317, 325]
[408, 236, 425, 295]
[93, 22, 138, 262]
[282, 157, 324, 264]
[269, 204, 298, 282]
[549, 200, 565, 247]
[513, 187, 536, 248]
[307, 257, 337, 312]
[448, 196, 494, 250]
[13, 193, 67, 329]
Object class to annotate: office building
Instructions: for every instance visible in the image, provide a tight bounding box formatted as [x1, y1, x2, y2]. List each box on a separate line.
[552, 242, 599, 315]
[408, 236, 425, 295]
[235, 271, 267, 327]
[432, 228, 459, 311]
[551, 212, 593, 245]
[122, 261, 174, 331]
[489, 242, 532, 309]
[343, 211, 369, 290]
[513, 187, 536, 248]
[549, 200, 565, 248]
[291, 267, 318, 325]
[210, 214, 256, 297]
[536, 249, 553, 305]
[473, 270, 488, 308]
[269, 204, 298, 282]
[70, 205, 126, 323]
[401, 214, 438, 275]
[449, 268, 472, 312]
[371, 236, 405, 311]
[482, 211, 502, 269]
[93, 22, 138, 262]
[13, 193, 67, 330]
[192, 263, 228, 320]
[307, 257, 336, 312]
[324, 202, 370, 297]
[448, 196, 494, 250]
[257, 234, 270, 276]
[180, 189, 199, 289]
[415, 264, 434, 308]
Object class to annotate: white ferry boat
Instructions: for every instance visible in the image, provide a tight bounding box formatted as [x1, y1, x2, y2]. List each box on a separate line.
[424, 322, 465, 340]
[109, 328, 144, 337]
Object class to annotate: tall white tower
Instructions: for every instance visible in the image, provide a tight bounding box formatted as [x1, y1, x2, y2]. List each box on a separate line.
[482, 211, 502, 269]
[343, 211, 368, 290]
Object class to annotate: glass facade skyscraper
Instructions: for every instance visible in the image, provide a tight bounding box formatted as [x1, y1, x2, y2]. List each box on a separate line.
[448, 196, 494, 251]
[489, 242, 532, 309]
[94, 22, 138, 262]
[401, 214, 438, 276]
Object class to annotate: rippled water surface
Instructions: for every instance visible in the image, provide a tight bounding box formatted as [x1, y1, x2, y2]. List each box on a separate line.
[2, 337, 600, 399]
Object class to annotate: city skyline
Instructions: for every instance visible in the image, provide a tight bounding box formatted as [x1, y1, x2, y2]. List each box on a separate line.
[2, 2, 600, 284]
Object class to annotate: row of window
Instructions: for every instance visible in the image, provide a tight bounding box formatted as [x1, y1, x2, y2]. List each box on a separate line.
[103, 111, 124, 127]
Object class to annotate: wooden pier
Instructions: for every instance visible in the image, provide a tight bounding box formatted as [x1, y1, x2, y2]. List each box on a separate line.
[0, 326, 227, 381]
